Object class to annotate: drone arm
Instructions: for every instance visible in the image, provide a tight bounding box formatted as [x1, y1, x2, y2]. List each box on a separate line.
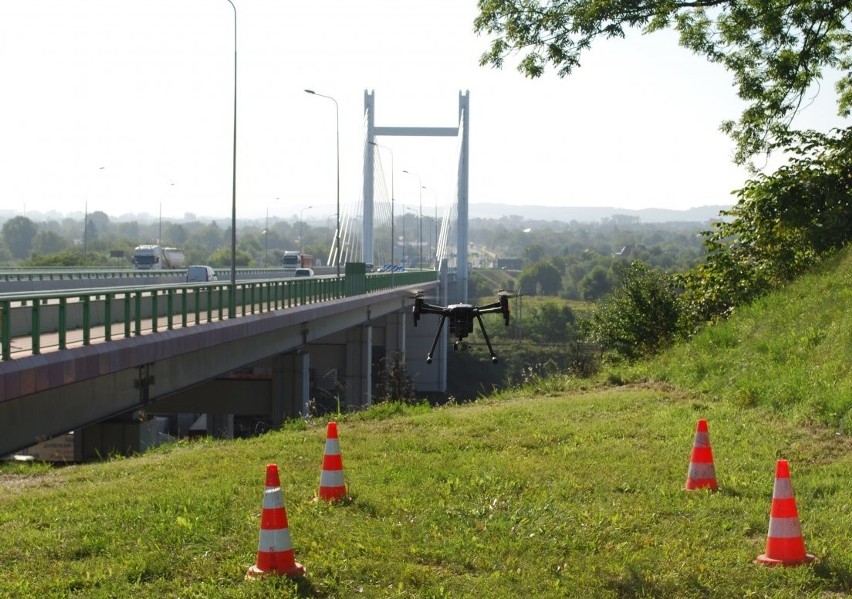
[475, 314, 499, 364]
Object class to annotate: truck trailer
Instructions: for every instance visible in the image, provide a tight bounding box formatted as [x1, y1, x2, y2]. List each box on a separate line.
[132, 245, 186, 270]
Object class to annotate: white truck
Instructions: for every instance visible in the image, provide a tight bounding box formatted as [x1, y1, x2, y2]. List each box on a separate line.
[132, 245, 186, 270]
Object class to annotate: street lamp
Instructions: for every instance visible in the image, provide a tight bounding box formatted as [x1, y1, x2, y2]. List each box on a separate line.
[225, 0, 238, 317]
[304, 89, 340, 277]
[368, 141, 394, 269]
[402, 170, 422, 269]
[299, 205, 313, 253]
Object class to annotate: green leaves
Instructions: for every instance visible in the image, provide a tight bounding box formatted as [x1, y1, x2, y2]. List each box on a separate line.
[474, 0, 852, 162]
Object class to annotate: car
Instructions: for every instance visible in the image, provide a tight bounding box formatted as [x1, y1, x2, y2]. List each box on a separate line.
[294, 268, 314, 278]
[186, 265, 218, 282]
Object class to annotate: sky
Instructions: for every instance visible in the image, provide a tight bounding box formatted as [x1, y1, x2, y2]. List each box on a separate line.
[1, 0, 848, 223]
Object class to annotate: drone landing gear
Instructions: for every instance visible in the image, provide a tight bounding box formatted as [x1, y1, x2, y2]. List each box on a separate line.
[425, 313, 499, 364]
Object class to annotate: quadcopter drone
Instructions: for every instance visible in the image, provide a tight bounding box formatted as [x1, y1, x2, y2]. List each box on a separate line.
[412, 292, 511, 364]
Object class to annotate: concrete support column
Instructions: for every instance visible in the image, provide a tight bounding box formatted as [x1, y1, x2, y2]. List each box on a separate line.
[345, 325, 372, 410]
[383, 308, 406, 360]
[272, 351, 311, 425]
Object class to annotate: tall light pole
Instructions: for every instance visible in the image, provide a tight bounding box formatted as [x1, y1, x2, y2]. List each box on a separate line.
[368, 141, 394, 268]
[304, 89, 340, 277]
[225, 0, 238, 318]
[299, 205, 313, 253]
[402, 170, 422, 269]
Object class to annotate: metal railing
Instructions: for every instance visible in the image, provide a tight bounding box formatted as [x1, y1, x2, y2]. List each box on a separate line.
[0, 270, 437, 361]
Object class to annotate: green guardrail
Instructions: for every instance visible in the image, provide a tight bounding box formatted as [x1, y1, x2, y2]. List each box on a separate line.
[0, 269, 437, 361]
[0, 267, 293, 283]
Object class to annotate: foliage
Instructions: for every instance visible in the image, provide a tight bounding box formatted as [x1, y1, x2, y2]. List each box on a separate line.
[1, 216, 38, 259]
[31, 230, 68, 255]
[207, 246, 253, 268]
[522, 301, 577, 343]
[680, 127, 852, 323]
[374, 351, 417, 404]
[475, 0, 852, 163]
[589, 261, 683, 360]
[25, 251, 85, 267]
[517, 259, 562, 295]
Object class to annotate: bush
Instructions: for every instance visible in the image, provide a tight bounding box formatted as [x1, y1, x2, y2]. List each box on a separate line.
[589, 261, 683, 360]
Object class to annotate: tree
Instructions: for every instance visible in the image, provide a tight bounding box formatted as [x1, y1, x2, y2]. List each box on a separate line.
[518, 259, 562, 295]
[589, 261, 683, 360]
[475, 0, 852, 163]
[32, 230, 68, 255]
[679, 126, 852, 323]
[2, 216, 38, 259]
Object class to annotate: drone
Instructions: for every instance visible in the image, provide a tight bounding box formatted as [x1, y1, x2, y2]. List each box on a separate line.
[412, 292, 511, 364]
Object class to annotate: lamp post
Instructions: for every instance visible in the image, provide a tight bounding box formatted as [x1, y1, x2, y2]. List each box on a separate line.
[224, 0, 238, 318]
[402, 170, 422, 269]
[368, 141, 394, 269]
[304, 89, 340, 277]
[299, 205, 313, 253]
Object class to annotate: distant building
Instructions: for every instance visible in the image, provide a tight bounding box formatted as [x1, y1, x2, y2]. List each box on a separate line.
[615, 244, 647, 258]
[497, 257, 524, 270]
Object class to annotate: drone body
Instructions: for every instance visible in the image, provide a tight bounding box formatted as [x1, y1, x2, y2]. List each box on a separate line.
[412, 293, 511, 364]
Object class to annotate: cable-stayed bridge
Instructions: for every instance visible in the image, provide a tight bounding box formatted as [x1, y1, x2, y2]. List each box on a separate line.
[330, 90, 469, 302]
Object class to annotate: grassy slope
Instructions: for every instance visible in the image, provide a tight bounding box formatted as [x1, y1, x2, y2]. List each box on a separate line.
[1, 251, 851, 598]
[633, 246, 852, 433]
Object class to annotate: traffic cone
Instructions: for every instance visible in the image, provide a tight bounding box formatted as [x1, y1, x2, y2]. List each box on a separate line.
[755, 459, 816, 566]
[246, 464, 306, 579]
[318, 421, 347, 501]
[685, 419, 718, 490]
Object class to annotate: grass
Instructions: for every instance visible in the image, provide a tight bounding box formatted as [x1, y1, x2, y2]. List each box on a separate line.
[2, 250, 851, 597]
[630, 247, 852, 433]
[1, 387, 850, 597]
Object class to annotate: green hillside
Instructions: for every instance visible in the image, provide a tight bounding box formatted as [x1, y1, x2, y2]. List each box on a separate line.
[1, 250, 850, 598]
[635, 246, 852, 434]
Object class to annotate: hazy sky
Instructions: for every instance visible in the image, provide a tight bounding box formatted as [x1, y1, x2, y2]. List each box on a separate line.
[2, 0, 848, 221]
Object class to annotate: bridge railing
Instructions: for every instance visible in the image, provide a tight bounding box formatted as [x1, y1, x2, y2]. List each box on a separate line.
[0, 267, 294, 282]
[0, 270, 437, 361]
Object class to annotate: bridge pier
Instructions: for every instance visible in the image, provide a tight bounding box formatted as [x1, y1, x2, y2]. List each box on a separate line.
[345, 325, 372, 410]
[271, 351, 310, 424]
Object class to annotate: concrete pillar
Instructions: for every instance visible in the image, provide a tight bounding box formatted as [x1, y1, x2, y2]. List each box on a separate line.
[345, 325, 372, 410]
[272, 351, 310, 425]
[383, 309, 406, 359]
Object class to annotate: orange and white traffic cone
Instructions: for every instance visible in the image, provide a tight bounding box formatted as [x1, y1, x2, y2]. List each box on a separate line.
[318, 421, 347, 501]
[755, 459, 816, 566]
[246, 464, 306, 579]
[685, 419, 718, 490]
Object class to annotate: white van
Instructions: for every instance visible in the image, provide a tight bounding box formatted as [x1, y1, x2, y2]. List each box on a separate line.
[186, 265, 218, 282]
[294, 268, 314, 278]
